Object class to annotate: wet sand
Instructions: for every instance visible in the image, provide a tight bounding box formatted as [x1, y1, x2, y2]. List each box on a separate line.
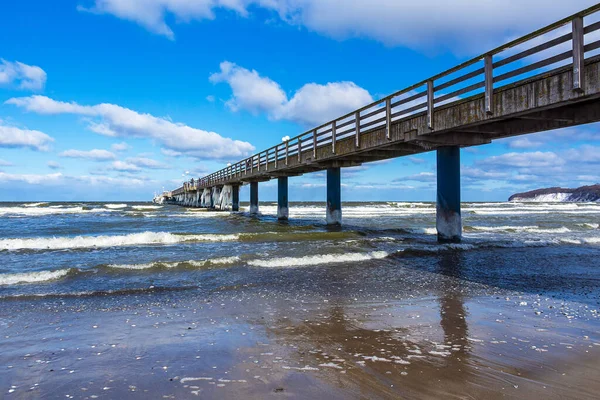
[2, 251, 600, 399]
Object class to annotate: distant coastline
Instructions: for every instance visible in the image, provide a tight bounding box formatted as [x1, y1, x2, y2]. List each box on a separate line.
[509, 184, 600, 202]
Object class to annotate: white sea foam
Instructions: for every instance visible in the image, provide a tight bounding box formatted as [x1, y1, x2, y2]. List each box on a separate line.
[0, 206, 112, 216]
[107, 256, 241, 270]
[0, 232, 240, 251]
[581, 223, 599, 229]
[132, 205, 162, 210]
[0, 269, 72, 285]
[247, 251, 388, 268]
[104, 204, 128, 209]
[23, 202, 49, 207]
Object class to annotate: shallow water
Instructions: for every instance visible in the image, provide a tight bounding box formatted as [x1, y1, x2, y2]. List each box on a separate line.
[0, 201, 599, 299]
[1, 201, 599, 398]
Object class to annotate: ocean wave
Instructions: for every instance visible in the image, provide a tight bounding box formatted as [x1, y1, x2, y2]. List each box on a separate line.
[247, 251, 388, 268]
[132, 205, 162, 210]
[23, 202, 49, 207]
[107, 256, 241, 270]
[0, 206, 113, 217]
[468, 225, 571, 234]
[0, 269, 73, 285]
[0, 232, 240, 251]
[104, 203, 128, 209]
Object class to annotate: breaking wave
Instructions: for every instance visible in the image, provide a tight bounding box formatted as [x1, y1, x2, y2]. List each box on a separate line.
[0, 232, 240, 251]
[104, 203, 128, 209]
[247, 251, 389, 268]
[0, 269, 73, 285]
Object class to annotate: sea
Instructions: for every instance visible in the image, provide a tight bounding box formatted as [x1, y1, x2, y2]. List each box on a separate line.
[1, 201, 599, 300]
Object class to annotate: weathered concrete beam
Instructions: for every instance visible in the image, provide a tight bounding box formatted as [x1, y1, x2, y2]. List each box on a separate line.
[436, 146, 462, 243]
[326, 167, 342, 225]
[277, 177, 288, 220]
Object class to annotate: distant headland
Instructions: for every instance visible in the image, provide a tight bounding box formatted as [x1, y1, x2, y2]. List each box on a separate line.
[509, 184, 600, 202]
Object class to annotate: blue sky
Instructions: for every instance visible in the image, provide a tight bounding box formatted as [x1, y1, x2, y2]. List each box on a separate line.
[0, 0, 598, 202]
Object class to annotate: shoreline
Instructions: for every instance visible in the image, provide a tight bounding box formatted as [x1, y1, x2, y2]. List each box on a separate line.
[2, 250, 600, 399]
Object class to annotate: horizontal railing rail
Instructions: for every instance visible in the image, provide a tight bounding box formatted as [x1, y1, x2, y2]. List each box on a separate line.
[172, 4, 600, 193]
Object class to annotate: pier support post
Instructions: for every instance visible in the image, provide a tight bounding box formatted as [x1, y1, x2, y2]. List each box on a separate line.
[250, 181, 259, 215]
[232, 185, 240, 212]
[277, 177, 289, 220]
[326, 167, 342, 225]
[436, 146, 462, 243]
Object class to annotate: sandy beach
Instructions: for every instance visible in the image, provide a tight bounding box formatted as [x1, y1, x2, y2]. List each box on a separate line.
[2, 247, 600, 399]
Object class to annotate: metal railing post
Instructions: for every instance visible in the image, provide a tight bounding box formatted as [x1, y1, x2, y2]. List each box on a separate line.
[297, 138, 302, 162]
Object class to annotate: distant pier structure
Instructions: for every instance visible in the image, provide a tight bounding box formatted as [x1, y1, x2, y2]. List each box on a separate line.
[161, 5, 600, 242]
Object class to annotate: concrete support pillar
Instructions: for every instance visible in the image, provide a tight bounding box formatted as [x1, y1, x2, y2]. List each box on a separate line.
[232, 185, 240, 212]
[250, 181, 259, 215]
[436, 146, 462, 243]
[326, 167, 342, 225]
[277, 177, 289, 220]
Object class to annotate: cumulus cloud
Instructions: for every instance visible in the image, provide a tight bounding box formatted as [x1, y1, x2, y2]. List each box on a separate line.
[126, 156, 171, 169]
[110, 160, 141, 172]
[78, 0, 597, 53]
[0, 59, 47, 90]
[0, 172, 63, 185]
[47, 161, 62, 170]
[111, 141, 131, 152]
[478, 151, 565, 168]
[5, 95, 255, 159]
[78, 0, 249, 40]
[468, 145, 600, 190]
[505, 137, 544, 149]
[0, 124, 54, 151]
[59, 149, 117, 161]
[210, 61, 373, 126]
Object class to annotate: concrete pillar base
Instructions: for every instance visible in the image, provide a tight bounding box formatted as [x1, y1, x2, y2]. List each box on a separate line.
[232, 185, 240, 212]
[326, 167, 342, 225]
[277, 177, 289, 220]
[436, 146, 462, 243]
[250, 182, 259, 215]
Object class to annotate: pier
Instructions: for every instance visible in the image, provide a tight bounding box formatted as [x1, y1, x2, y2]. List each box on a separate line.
[162, 5, 600, 242]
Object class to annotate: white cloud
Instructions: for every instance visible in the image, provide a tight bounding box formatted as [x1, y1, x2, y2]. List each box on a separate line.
[78, 0, 250, 40]
[210, 61, 373, 126]
[0, 172, 63, 185]
[0, 59, 47, 90]
[127, 156, 170, 169]
[0, 124, 54, 151]
[110, 160, 141, 172]
[479, 151, 564, 168]
[395, 172, 436, 182]
[407, 157, 427, 165]
[78, 0, 598, 53]
[210, 61, 287, 114]
[47, 161, 62, 170]
[565, 145, 600, 163]
[111, 141, 131, 152]
[506, 137, 544, 149]
[59, 149, 117, 161]
[0, 159, 13, 167]
[6, 95, 255, 159]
